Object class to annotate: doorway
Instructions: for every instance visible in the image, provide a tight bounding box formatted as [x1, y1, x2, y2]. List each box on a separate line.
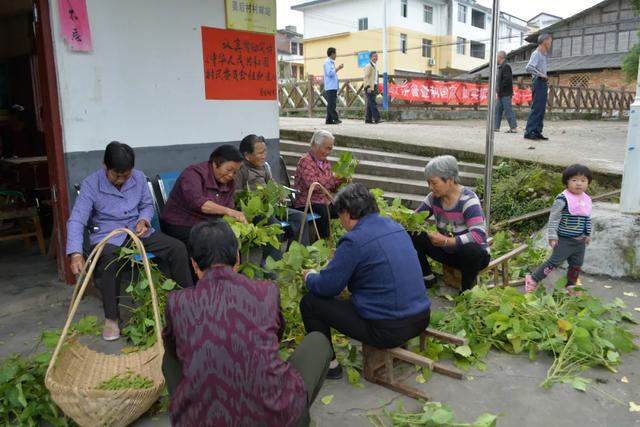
[0, 0, 71, 283]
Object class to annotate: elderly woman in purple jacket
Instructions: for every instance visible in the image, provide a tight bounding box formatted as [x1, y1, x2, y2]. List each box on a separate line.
[66, 142, 193, 341]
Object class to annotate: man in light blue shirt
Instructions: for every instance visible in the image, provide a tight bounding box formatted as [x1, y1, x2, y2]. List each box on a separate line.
[524, 33, 552, 141]
[324, 47, 344, 124]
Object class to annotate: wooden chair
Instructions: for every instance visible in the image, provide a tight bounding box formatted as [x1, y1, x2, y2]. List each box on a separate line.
[443, 242, 529, 289]
[0, 202, 46, 255]
[363, 328, 466, 401]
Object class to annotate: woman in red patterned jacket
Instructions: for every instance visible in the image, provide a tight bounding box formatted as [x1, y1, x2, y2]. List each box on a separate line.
[293, 130, 344, 238]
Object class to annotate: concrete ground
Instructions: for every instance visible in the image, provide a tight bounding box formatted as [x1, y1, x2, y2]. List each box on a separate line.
[279, 117, 629, 176]
[1, 238, 639, 427]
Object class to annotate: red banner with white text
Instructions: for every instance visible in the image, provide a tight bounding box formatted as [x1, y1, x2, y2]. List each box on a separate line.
[379, 80, 532, 105]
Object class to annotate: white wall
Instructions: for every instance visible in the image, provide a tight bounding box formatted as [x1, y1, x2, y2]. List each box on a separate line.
[50, 0, 279, 154]
[303, 0, 383, 39]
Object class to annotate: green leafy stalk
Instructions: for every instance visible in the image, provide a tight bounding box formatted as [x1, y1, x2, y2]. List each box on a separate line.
[332, 152, 359, 180]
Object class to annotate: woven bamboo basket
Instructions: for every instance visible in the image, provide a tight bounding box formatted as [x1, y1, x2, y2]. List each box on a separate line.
[298, 181, 335, 241]
[45, 228, 165, 427]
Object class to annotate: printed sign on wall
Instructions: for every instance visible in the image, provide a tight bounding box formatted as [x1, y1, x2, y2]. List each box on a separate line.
[57, 0, 93, 52]
[357, 51, 371, 69]
[202, 27, 277, 100]
[225, 0, 277, 34]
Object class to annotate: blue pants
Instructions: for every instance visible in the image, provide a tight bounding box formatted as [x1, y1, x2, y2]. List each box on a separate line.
[495, 96, 517, 130]
[525, 78, 548, 137]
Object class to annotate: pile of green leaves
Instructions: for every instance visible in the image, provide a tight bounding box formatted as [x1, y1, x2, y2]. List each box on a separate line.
[0, 316, 101, 426]
[332, 152, 359, 180]
[425, 285, 637, 390]
[225, 217, 282, 257]
[370, 188, 433, 234]
[96, 370, 154, 391]
[265, 240, 332, 344]
[236, 180, 291, 222]
[116, 246, 179, 350]
[368, 402, 498, 427]
[475, 161, 564, 232]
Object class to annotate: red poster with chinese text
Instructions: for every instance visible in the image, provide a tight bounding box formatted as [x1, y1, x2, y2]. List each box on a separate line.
[202, 27, 276, 100]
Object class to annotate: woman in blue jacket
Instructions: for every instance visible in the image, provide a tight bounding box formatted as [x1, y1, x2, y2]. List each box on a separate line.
[300, 183, 431, 379]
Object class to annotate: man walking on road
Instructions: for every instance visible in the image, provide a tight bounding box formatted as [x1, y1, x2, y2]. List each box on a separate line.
[324, 47, 343, 125]
[524, 34, 552, 141]
[363, 51, 381, 124]
[495, 51, 518, 133]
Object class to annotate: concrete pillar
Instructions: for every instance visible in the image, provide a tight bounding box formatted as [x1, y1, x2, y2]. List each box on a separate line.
[620, 57, 640, 213]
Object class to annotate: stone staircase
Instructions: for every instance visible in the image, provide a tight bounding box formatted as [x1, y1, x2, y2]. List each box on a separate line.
[280, 140, 485, 208]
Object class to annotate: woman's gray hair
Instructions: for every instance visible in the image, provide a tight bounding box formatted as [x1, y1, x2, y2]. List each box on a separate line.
[310, 129, 334, 147]
[424, 155, 460, 184]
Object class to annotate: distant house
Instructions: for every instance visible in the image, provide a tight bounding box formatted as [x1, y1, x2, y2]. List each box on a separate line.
[277, 26, 305, 81]
[527, 12, 563, 31]
[460, 0, 639, 90]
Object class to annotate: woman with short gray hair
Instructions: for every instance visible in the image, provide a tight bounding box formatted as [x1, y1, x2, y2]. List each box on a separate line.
[293, 130, 344, 238]
[411, 155, 490, 292]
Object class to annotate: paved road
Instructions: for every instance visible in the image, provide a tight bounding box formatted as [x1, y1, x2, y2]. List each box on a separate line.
[280, 117, 629, 175]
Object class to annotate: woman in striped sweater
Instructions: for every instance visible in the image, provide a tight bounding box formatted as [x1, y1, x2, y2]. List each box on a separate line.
[411, 155, 490, 292]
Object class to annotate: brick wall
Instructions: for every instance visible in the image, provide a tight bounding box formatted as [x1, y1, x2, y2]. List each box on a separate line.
[556, 69, 636, 91]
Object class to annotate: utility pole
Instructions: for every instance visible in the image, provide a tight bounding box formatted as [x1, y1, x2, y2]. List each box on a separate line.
[620, 56, 640, 213]
[383, 0, 389, 111]
[482, 0, 501, 229]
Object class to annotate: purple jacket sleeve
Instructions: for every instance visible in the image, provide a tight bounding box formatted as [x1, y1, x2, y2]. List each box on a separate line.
[66, 178, 96, 255]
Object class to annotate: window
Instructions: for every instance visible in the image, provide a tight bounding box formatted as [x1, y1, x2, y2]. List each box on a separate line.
[571, 36, 582, 56]
[299, 43, 303, 55]
[401, 0, 408, 18]
[292, 66, 298, 80]
[291, 42, 298, 55]
[458, 4, 466, 23]
[618, 31, 630, 52]
[400, 33, 408, 53]
[583, 35, 594, 55]
[605, 32, 616, 53]
[423, 4, 433, 24]
[300, 65, 304, 78]
[456, 36, 466, 54]
[422, 39, 432, 57]
[551, 38, 562, 57]
[561, 38, 571, 56]
[358, 17, 368, 31]
[471, 9, 485, 29]
[593, 34, 605, 54]
[507, 27, 512, 40]
[470, 41, 485, 59]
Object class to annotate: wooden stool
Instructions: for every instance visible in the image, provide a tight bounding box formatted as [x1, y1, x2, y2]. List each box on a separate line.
[0, 205, 46, 255]
[443, 243, 529, 289]
[362, 328, 466, 400]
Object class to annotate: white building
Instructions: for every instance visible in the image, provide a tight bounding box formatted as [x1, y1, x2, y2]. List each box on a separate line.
[294, 0, 529, 77]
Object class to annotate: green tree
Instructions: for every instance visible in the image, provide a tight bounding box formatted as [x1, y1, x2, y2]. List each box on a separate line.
[622, 0, 640, 81]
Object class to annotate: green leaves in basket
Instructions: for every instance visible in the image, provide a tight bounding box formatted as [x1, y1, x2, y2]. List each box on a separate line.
[96, 370, 154, 390]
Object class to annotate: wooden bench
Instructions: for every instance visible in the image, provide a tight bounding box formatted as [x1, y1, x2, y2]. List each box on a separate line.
[443, 243, 529, 289]
[362, 328, 466, 401]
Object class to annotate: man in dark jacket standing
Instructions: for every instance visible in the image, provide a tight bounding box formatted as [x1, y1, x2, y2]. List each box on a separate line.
[494, 51, 518, 133]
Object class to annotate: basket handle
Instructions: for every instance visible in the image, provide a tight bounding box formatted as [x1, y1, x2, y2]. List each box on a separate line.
[298, 181, 335, 242]
[47, 228, 163, 378]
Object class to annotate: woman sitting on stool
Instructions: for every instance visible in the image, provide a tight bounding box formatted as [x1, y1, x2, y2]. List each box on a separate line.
[300, 183, 431, 379]
[411, 155, 490, 292]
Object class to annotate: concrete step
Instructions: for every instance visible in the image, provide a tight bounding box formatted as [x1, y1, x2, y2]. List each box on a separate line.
[280, 139, 485, 175]
[286, 165, 427, 196]
[281, 151, 483, 186]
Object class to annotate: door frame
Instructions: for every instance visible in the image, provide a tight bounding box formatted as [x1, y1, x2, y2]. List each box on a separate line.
[34, 0, 72, 283]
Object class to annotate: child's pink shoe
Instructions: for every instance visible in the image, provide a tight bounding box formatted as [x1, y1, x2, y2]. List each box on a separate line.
[525, 274, 538, 293]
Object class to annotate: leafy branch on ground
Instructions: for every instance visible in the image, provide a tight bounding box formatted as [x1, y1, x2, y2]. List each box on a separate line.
[0, 316, 100, 426]
[424, 285, 637, 390]
[367, 402, 498, 427]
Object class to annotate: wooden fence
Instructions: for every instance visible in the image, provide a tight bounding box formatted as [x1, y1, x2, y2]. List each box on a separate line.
[278, 75, 635, 118]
